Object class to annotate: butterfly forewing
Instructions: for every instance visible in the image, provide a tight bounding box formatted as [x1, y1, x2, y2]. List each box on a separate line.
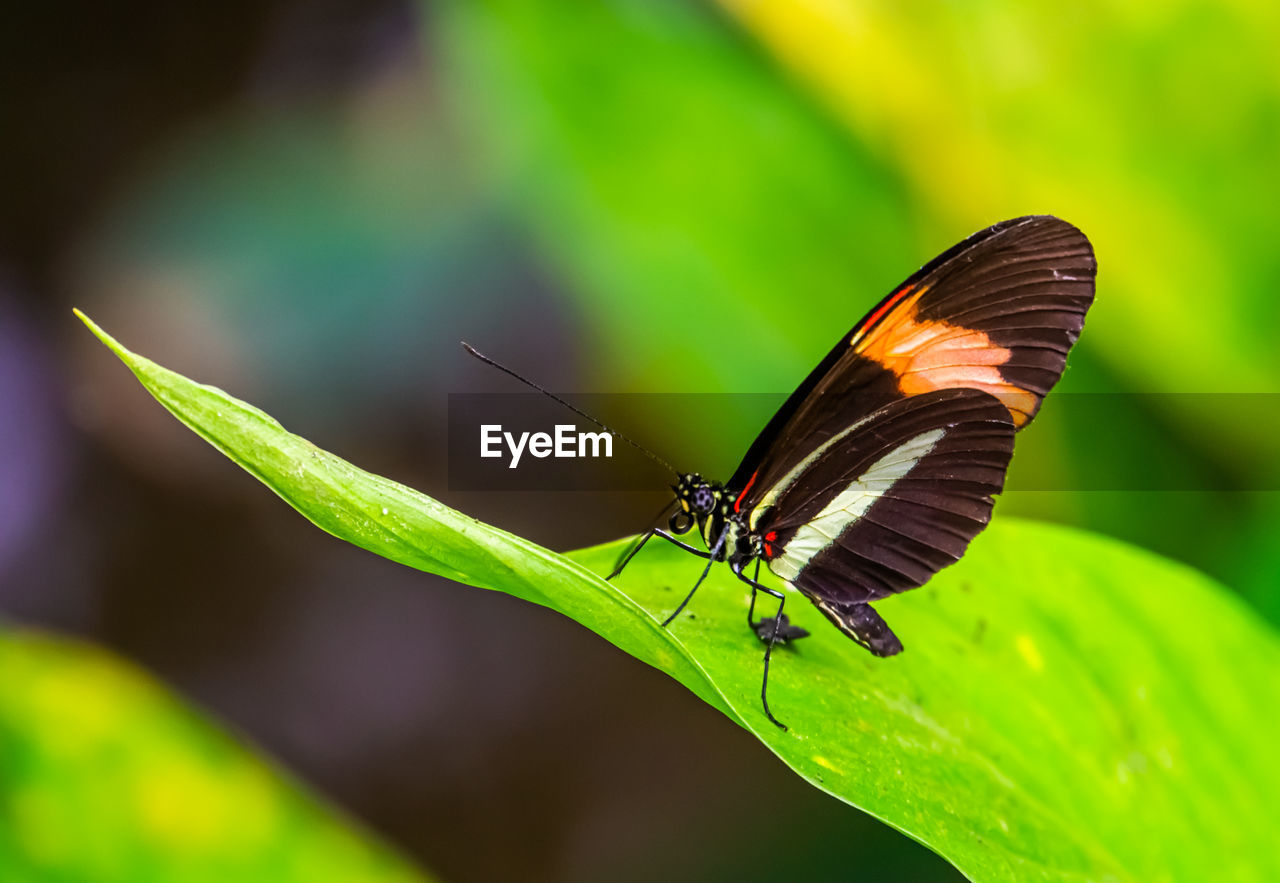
[728, 215, 1094, 494]
[746, 389, 1015, 640]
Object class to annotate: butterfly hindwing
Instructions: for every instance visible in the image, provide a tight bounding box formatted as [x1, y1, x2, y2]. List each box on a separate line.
[745, 389, 1016, 651]
[728, 215, 1094, 494]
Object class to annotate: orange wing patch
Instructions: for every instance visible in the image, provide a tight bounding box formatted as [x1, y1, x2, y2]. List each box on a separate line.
[850, 285, 1036, 427]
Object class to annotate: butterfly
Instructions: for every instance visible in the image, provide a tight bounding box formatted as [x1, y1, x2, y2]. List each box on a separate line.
[606, 215, 1096, 728]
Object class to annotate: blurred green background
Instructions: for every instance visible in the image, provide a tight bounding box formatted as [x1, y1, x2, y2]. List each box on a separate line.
[2, 1, 1278, 880]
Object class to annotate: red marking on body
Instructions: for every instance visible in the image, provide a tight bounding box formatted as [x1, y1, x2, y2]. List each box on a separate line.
[734, 469, 760, 513]
[762, 531, 778, 558]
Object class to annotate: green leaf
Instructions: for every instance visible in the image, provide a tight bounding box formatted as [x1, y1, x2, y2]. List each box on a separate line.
[0, 626, 431, 883]
[77, 310, 1280, 882]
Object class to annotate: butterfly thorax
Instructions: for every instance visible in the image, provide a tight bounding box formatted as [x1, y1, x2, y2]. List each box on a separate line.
[670, 473, 761, 567]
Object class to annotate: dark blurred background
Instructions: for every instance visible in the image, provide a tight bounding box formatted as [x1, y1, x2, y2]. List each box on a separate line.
[2, 1, 1278, 880]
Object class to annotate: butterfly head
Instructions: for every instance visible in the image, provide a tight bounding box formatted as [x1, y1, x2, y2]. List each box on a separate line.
[670, 473, 721, 534]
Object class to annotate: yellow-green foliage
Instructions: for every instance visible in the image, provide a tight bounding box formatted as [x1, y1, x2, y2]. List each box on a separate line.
[0, 628, 429, 883]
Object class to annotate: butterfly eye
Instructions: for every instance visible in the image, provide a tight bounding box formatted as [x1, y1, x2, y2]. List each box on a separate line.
[691, 486, 716, 514]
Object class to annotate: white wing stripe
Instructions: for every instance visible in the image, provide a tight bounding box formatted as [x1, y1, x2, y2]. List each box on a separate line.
[749, 411, 877, 532]
[768, 428, 946, 582]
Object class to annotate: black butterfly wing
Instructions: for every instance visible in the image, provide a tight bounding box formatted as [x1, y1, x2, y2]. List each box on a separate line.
[727, 215, 1094, 498]
[745, 389, 1015, 653]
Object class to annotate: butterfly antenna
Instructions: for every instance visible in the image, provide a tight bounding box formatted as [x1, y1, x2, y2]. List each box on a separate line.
[461, 342, 679, 475]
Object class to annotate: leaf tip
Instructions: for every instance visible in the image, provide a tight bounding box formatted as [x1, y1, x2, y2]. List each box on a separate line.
[73, 308, 134, 363]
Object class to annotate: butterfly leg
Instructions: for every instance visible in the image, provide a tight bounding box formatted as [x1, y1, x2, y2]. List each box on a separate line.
[659, 529, 728, 628]
[743, 560, 809, 645]
[745, 559, 761, 628]
[607, 529, 712, 580]
[732, 565, 796, 730]
[607, 529, 654, 580]
[650, 529, 715, 558]
[606, 499, 683, 579]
